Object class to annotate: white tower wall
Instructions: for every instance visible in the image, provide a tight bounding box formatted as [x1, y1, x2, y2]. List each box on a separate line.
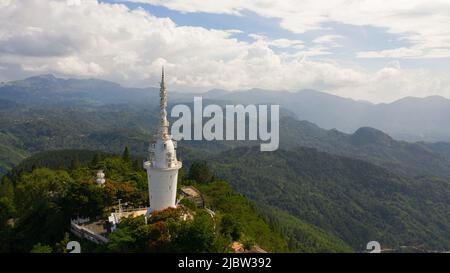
[146, 167, 179, 211]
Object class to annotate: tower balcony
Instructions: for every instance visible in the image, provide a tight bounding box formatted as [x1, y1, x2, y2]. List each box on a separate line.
[144, 160, 182, 170]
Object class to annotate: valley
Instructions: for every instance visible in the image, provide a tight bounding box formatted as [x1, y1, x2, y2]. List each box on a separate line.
[1, 75, 449, 253]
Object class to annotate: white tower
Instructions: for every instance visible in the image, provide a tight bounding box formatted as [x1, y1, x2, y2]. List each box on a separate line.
[96, 170, 105, 186]
[144, 67, 182, 213]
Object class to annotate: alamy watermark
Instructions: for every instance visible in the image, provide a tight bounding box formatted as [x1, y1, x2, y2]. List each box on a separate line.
[170, 97, 279, 151]
[366, 241, 381, 253]
[67, 241, 81, 253]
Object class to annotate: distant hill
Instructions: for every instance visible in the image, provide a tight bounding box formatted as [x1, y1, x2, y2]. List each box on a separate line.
[2, 101, 450, 180]
[279, 118, 450, 178]
[0, 103, 158, 176]
[0, 99, 19, 109]
[198, 88, 450, 142]
[0, 74, 159, 106]
[208, 146, 450, 251]
[417, 141, 450, 159]
[7, 150, 113, 175]
[2, 74, 450, 142]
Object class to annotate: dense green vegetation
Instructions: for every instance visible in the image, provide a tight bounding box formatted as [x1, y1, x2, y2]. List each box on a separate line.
[2, 149, 353, 253]
[2, 145, 450, 252]
[209, 146, 450, 251]
[0, 103, 158, 176]
[0, 150, 148, 252]
[105, 207, 223, 253]
[2, 102, 450, 180]
[260, 206, 352, 253]
[191, 180, 352, 252]
[279, 117, 450, 178]
[191, 181, 288, 252]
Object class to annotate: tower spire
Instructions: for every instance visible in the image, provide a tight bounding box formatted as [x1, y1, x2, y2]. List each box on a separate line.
[159, 66, 169, 139]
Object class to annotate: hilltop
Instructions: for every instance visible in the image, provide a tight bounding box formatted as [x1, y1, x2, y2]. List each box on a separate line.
[0, 149, 351, 253]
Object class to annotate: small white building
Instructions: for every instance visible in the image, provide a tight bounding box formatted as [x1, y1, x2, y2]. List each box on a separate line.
[108, 209, 147, 232]
[96, 170, 105, 186]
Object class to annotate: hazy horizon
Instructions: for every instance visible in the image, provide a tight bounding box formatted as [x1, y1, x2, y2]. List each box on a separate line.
[1, 0, 450, 103]
[4, 72, 450, 105]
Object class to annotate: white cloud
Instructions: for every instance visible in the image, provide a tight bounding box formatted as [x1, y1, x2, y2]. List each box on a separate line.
[313, 35, 344, 48]
[332, 66, 450, 103]
[357, 47, 424, 59]
[125, 0, 450, 59]
[358, 47, 450, 59]
[56, 56, 105, 76]
[0, 0, 449, 103]
[225, 29, 244, 34]
[248, 34, 305, 49]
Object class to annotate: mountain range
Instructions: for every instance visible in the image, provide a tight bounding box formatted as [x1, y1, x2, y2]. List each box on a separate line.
[2, 75, 450, 142]
[1, 75, 450, 179]
[196, 88, 450, 142]
[1, 74, 450, 251]
[2, 99, 450, 179]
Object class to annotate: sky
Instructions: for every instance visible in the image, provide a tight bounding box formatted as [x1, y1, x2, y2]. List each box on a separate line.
[1, 0, 450, 102]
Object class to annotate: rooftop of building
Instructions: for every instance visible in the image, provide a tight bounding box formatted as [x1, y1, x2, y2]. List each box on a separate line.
[180, 186, 202, 198]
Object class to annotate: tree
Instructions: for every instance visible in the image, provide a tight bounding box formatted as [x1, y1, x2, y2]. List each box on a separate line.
[122, 147, 131, 162]
[243, 239, 255, 251]
[54, 232, 70, 253]
[12, 168, 71, 251]
[106, 225, 137, 252]
[30, 243, 53, 253]
[188, 161, 213, 184]
[220, 214, 241, 241]
[0, 176, 14, 200]
[64, 181, 105, 218]
[0, 196, 16, 252]
[132, 159, 141, 171]
[70, 158, 80, 170]
[0, 197, 15, 225]
[91, 153, 101, 167]
[172, 212, 217, 252]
